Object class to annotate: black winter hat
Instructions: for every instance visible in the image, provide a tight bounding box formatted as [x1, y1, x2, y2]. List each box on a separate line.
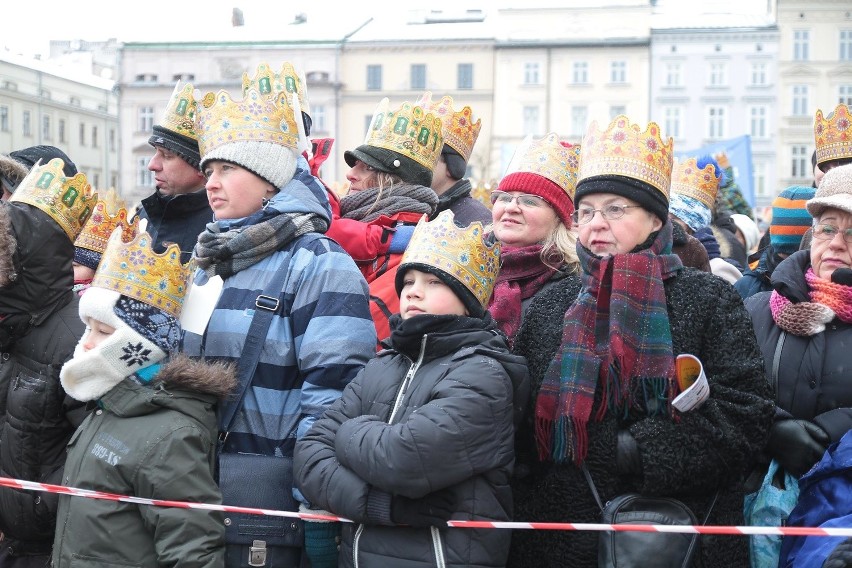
[395, 263, 484, 318]
[149, 125, 201, 170]
[574, 174, 670, 223]
[344, 145, 433, 188]
[441, 144, 468, 180]
[9, 145, 77, 177]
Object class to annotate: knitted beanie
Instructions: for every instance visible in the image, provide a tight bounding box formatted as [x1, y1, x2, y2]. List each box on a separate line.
[575, 175, 669, 223]
[200, 140, 298, 190]
[807, 164, 852, 218]
[497, 171, 575, 227]
[395, 263, 484, 318]
[344, 145, 433, 188]
[730, 213, 761, 253]
[669, 193, 711, 232]
[9, 145, 77, 177]
[771, 186, 816, 254]
[149, 125, 201, 169]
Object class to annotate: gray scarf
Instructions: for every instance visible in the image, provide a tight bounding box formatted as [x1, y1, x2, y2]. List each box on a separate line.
[339, 183, 437, 222]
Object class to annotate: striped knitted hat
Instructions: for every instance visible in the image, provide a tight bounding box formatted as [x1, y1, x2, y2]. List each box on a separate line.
[770, 186, 816, 254]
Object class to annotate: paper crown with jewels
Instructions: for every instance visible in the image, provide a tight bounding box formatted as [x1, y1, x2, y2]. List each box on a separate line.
[504, 133, 582, 200]
[9, 158, 97, 241]
[157, 82, 200, 141]
[399, 210, 501, 308]
[364, 98, 444, 170]
[669, 157, 720, 210]
[195, 87, 300, 158]
[74, 201, 136, 257]
[814, 103, 852, 166]
[242, 62, 309, 117]
[418, 92, 481, 162]
[92, 227, 193, 319]
[578, 115, 674, 200]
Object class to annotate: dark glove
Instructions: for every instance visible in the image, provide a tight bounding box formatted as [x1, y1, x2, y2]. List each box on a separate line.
[831, 268, 852, 286]
[390, 488, 456, 527]
[300, 504, 341, 568]
[767, 419, 830, 477]
[616, 430, 642, 476]
[824, 537, 852, 568]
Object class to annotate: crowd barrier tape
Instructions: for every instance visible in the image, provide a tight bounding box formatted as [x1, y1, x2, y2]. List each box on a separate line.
[4, 476, 851, 537]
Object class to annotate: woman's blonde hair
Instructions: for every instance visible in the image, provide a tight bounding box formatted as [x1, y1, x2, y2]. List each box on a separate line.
[540, 221, 580, 272]
[357, 170, 406, 218]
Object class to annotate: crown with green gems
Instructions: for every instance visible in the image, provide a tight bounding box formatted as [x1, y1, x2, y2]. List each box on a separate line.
[242, 61, 309, 116]
[364, 98, 444, 170]
[9, 158, 97, 241]
[157, 82, 200, 141]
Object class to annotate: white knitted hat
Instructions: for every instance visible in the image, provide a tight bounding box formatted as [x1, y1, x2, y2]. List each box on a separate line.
[807, 164, 852, 218]
[200, 140, 298, 190]
[730, 213, 761, 253]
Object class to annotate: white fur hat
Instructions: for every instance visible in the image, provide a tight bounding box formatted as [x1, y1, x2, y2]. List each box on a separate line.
[807, 164, 852, 218]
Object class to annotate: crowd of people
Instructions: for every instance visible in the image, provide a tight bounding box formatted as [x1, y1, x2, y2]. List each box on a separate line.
[0, 59, 851, 568]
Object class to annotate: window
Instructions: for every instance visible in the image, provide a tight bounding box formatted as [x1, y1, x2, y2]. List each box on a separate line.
[366, 65, 382, 91]
[109, 128, 116, 152]
[573, 62, 588, 84]
[410, 64, 426, 90]
[609, 105, 626, 120]
[59, 119, 66, 143]
[524, 62, 540, 85]
[92, 174, 100, 189]
[610, 61, 626, 83]
[753, 161, 769, 198]
[0, 106, 8, 132]
[708, 63, 727, 87]
[364, 115, 373, 137]
[111, 174, 118, 190]
[79, 123, 86, 145]
[840, 29, 852, 61]
[791, 145, 808, 178]
[22, 111, 31, 137]
[172, 73, 195, 82]
[665, 63, 682, 87]
[749, 106, 768, 139]
[793, 30, 810, 61]
[706, 106, 726, 139]
[42, 115, 51, 140]
[312, 105, 326, 132]
[840, 85, 852, 106]
[69, 96, 81, 106]
[570, 106, 588, 137]
[138, 106, 154, 132]
[522, 105, 540, 135]
[135, 73, 158, 83]
[91, 126, 98, 148]
[137, 157, 153, 187]
[664, 106, 682, 139]
[457, 63, 473, 90]
[750, 62, 767, 86]
[792, 85, 809, 116]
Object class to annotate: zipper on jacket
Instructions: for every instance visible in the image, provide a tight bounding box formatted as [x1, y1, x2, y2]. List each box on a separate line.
[353, 334, 428, 567]
[430, 526, 447, 568]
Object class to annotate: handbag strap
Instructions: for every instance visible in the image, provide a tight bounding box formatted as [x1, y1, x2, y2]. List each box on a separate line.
[770, 330, 787, 402]
[217, 267, 289, 440]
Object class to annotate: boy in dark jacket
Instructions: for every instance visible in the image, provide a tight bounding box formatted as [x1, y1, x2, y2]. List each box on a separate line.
[295, 210, 530, 568]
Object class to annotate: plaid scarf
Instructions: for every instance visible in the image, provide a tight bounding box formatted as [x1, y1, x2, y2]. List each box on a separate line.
[535, 223, 683, 465]
[194, 211, 328, 278]
[489, 244, 556, 347]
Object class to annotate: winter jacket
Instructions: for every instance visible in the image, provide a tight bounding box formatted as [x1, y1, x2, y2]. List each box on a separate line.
[434, 179, 492, 227]
[134, 187, 212, 263]
[295, 314, 530, 568]
[672, 222, 711, 272]
[735, 245, 781, 300]
[508, 268, 774, 568]
[0, 293, 88, 557]
[744, 250, 852, 442]
[52, 355, 235, 567]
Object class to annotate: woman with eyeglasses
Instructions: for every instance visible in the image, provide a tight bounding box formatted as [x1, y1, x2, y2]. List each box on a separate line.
[507, 116, 773, 568]
[744, 165, 852, 507]
[487, 134, 581, 348]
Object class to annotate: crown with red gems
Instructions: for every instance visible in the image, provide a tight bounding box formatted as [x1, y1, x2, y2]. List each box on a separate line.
[74, 201, 136, 257]
[669, 157, 720, 210]
[578, 115, 674, 200]
[400, 210, 500, 308]
[418, 92, 481, 162]
[814, 103, 852, 166]
[242, 61, 309, 116]
[504, 133, 581, 201]
[158, 82, 200, 141]
[364, 98, 444, 170]
[92, 227, 194, 318]
[9, 158, 97, 242]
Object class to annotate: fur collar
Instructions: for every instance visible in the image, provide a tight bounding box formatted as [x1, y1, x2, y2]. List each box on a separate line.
[0, 203, 16, 288]
[0, 154, 28, 189]
[155, 353, 237, 399]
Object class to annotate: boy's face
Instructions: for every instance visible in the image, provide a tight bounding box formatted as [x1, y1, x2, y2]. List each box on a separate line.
[82, 318, 116, 351]
[399, 269, 468, 319]
[73, 262, 95, 282]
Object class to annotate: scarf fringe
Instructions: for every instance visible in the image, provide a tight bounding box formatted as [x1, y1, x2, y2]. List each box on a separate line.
[535, 415, 590, 465]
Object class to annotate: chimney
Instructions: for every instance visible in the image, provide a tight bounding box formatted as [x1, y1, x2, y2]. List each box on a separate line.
[232, 7, 244, 27]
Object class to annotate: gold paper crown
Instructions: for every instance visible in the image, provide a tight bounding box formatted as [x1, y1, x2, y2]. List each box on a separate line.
[74, 201, 136, 255]
[400, 210, 500, 308]
[364, 98, 444, 170]
[579, 115, 674, 200]
[195, 87, 299, 158]
[419, 92, 481, 162]
[242, 62, 309, 116]
[504, 133, 581, 200]
[92, 227, 193, 318]
[157, 82, 199, 141]
[814, 103, 852, 165]
[10, 158, 97, 241]
[670, 157, 720, 210]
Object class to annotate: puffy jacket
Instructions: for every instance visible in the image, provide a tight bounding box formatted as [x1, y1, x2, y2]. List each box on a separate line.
[295, 314, 530, 568]
[134, 188, 212, 263]
[735, 246, 782, 301]
[0, 293, 87, 556]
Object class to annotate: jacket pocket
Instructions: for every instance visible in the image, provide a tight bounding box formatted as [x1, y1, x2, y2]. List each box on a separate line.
[70, 553, 142, 567]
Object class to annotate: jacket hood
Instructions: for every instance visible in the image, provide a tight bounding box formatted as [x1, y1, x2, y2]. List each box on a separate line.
[0, 154, 29, 193]
[770, 249, 811, 303]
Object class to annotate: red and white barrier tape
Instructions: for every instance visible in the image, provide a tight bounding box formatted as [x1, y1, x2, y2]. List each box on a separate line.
[4, 476, 850, 537]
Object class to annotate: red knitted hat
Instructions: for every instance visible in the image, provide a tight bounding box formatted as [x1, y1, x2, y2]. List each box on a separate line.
[497, 171, 575, 227]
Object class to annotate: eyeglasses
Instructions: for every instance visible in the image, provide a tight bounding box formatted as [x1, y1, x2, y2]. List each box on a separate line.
[572, 204, 643, 225]
[813, 223, 852, 244]
[490, 190, 548, 209]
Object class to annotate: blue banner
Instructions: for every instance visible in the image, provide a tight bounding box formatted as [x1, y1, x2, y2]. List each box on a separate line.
[676, 135, 754, 207]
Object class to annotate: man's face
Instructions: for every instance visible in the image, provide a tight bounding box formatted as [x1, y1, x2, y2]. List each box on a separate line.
[147, 146, 205, 197]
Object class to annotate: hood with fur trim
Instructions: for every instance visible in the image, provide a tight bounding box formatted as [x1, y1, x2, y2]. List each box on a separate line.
[0, 203, 16, 288]
[0, 154, 29, 194]
[153, 353, 237, 399]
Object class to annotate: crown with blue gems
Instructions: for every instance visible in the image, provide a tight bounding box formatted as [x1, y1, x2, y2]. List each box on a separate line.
[400, 210, 501, 308]
[9, 158, 97, 241]
[92, 227, 194, 319]
[814, 103, 852, 166]
[74, 200, 136, 257]
[669, 157, 720, 210]
[578, 115, 674, 200]
[364, 98, 444, 170]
